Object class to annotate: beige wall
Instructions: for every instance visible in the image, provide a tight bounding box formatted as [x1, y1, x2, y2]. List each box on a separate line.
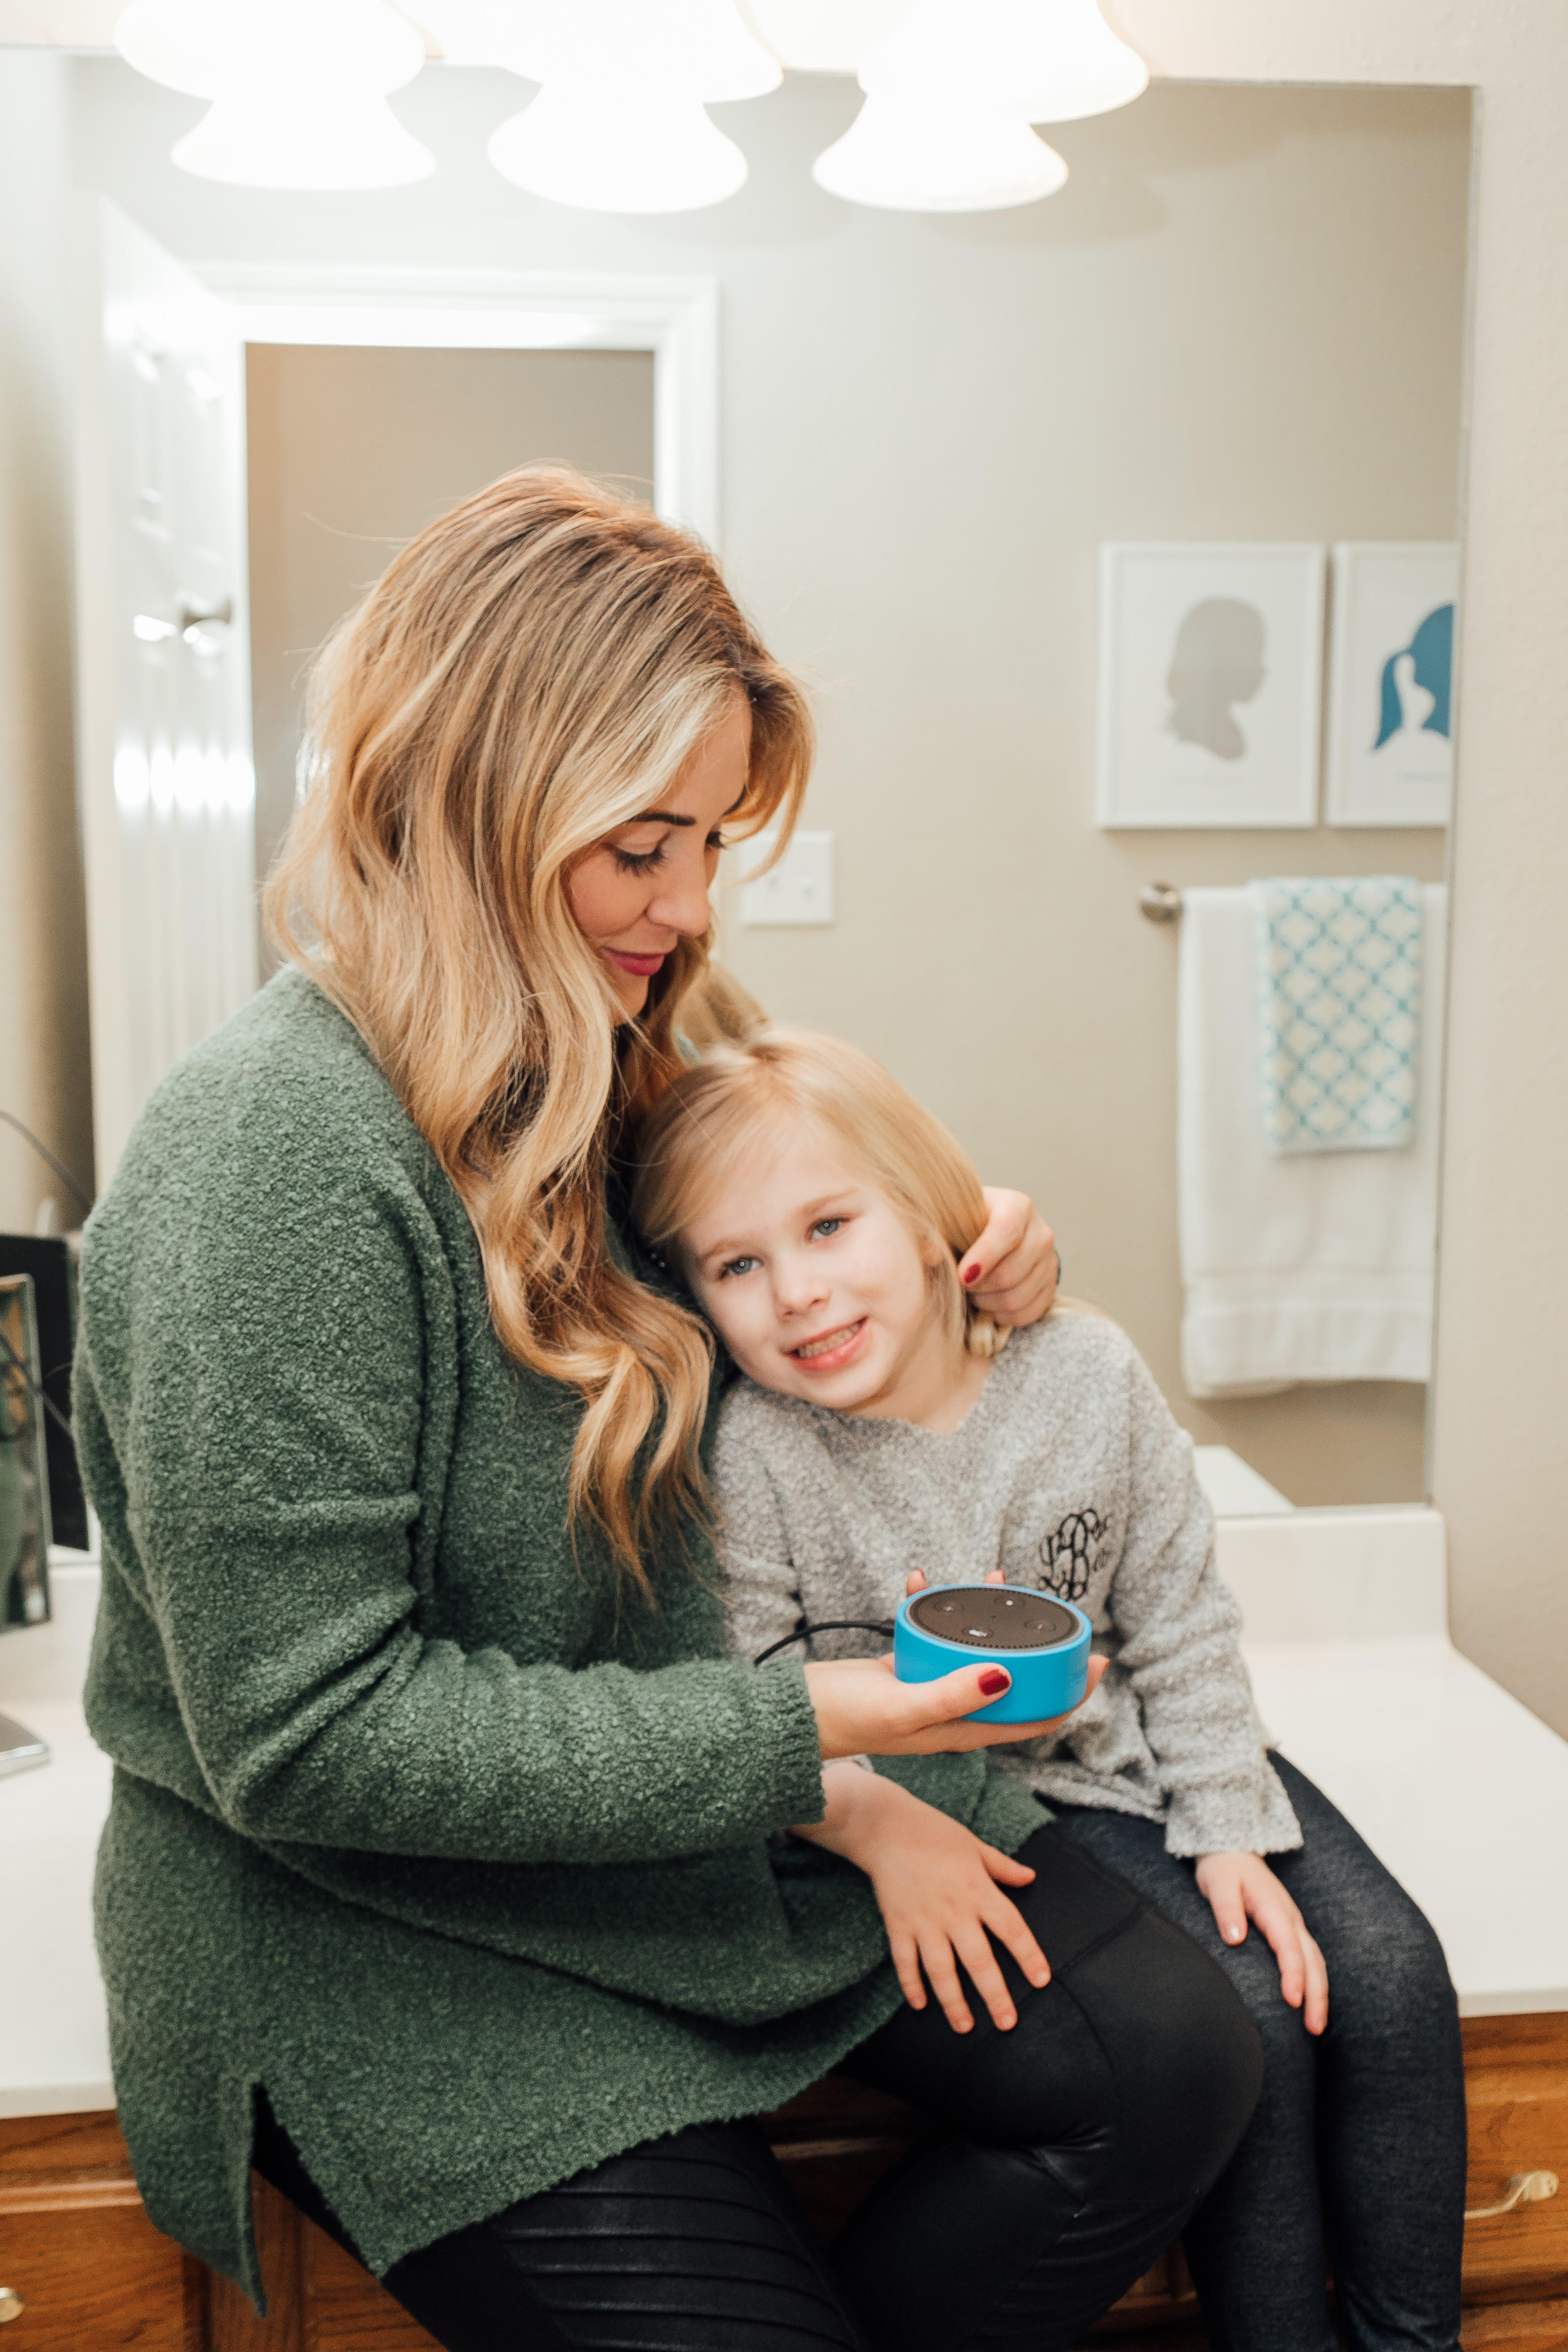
[715, 81, 1467, 1509]
[247, 344, 655, 908]
[0, 49, 93, 1232]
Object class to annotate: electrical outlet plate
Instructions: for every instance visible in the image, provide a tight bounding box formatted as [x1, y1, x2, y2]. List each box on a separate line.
[738, 829, 835, 926]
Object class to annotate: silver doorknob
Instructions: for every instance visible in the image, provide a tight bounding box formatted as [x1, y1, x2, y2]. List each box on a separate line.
[178, 595, 233, 644]
[0, 2285, 24, 2322]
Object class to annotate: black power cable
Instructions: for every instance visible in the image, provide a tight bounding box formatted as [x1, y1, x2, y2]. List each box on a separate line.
[753, 1619, 895, 1665]
[0, 1110, 92, 1219]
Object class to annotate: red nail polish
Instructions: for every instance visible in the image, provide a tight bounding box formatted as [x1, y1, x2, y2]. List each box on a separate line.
[979, 1668, 1010, 1696]
[962, 1264, 981, 1286]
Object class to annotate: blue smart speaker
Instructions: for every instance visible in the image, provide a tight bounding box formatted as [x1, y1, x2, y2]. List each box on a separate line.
[893, 1583, 1093, 1725]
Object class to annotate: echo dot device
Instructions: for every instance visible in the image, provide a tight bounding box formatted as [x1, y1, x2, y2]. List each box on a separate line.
[894, 1583, 1092, 1725]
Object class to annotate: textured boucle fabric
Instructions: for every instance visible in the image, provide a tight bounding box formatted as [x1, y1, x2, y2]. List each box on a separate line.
[715, 1312, 1301, 1862]
[77, 969, 1046, 2307]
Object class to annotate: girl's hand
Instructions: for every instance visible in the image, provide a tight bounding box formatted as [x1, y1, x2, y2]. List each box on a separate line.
[805, 1650, 1106, 1760]
[963, 1190, 1059, 1327]
[1195, 1851, 1329, 2035]
[795, 1765, 1050, 2033]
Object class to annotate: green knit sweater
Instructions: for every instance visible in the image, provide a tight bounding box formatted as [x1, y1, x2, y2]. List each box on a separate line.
[77, 969, 1046, 2304]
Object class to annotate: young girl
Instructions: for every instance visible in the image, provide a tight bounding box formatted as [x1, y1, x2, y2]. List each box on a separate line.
[633, 1026, 1467, 2352]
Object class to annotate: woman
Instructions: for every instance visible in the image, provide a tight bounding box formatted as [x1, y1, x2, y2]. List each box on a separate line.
[78, 469, 1261, 2352]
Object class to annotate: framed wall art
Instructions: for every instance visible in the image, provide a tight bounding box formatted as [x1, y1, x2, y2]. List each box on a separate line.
[1326, 541, 1457, 827]
[1096, 543, 1325, 829]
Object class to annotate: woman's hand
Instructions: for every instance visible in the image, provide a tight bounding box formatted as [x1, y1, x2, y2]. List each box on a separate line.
[963, 1189, 1059, 1327]
[1194, 1851, 1329, 2035]
[806, 1650, 1105, 1759]
[794, 1764, 1050, 2032]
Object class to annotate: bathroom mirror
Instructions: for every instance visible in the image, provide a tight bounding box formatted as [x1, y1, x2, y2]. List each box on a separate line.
[8, 48, 1472, 1517]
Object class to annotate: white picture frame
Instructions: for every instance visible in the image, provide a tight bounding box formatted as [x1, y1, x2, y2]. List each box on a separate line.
[1325, 541, 1457, 827]
[1096, 543, 1325, 829]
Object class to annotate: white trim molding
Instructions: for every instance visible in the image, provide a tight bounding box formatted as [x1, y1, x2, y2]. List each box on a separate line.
[194, 262, 721, 548]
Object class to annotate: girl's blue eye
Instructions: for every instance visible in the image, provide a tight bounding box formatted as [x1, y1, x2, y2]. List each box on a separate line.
[811, 1218, 844, 1240]
[719, 1255, 760, 1279]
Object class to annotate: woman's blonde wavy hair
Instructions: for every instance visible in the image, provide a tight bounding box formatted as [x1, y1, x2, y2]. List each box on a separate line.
[266, 466, 812, 1595]
[632, 1028, 1010, 1362]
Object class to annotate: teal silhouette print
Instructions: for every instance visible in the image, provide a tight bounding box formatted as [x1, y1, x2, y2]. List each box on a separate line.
[1374, 603, 1452, 751]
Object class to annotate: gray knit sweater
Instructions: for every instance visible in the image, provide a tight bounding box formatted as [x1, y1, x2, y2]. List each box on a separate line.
[714, 1312, 1301, 1859]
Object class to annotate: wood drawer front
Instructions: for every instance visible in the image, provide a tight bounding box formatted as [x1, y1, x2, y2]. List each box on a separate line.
[1463, 2018, 1568, 2305]
[0, 2201, 191, 2350]
[308, 2230, 439, 2352]
[206, 2184, 439, 2352]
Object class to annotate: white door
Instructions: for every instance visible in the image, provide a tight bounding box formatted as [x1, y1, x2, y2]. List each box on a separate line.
[73, 200, 258, 1190]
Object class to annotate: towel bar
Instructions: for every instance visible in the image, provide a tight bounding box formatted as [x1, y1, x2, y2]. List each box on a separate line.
[1140, 881, 1183, 923]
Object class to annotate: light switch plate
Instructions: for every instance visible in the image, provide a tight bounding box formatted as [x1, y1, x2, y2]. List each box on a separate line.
[738, 829, 835, 926]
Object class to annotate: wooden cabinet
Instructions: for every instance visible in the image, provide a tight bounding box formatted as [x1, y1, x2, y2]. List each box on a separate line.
[2, 2016, 1563, 2349]
[0, 2112, 200, 2349]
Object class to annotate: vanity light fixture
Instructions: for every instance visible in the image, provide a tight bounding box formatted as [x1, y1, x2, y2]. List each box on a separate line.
[813, 0, 1145, 212]
[487, 0, 775, 213]
[863, 0, 1148, 124]
[813, 90, 1068, 212]
[113, 0, 1150, 212]
[489, 82, 750, 214]
[497, 0, 783, 103]
[115, 0, 437, 189]
[740, 0, 914, 74]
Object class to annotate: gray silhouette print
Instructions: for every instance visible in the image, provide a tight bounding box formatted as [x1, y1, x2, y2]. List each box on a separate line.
[1166, 597, 1267, 761]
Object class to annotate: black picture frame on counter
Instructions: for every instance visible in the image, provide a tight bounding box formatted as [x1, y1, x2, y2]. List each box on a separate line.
[0, 1235, 86, 1553]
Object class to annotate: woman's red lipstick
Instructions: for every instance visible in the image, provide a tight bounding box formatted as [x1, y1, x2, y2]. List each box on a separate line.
[604, 949, 666, 978]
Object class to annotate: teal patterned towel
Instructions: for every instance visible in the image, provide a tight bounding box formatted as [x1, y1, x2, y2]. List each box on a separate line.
[1254, 876, 1423, 1154]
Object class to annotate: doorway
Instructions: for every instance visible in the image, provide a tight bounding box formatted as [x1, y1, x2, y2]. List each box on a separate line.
[75, 204, 716, 1180]
[247, 342, 656, 924]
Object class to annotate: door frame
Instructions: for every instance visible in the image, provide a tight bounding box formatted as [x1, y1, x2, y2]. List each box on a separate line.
[193, 262, 721, 545]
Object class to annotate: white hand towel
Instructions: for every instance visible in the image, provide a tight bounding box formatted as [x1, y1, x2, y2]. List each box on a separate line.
[1178, 883, 1445, 1398]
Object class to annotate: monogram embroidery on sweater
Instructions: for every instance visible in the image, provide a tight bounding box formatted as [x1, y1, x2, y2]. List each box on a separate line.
[1039, 1508, 1106, 1600]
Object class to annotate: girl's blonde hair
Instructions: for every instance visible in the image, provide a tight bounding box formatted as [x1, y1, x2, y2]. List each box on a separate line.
[266, 465, 812, 1592]
[632, 1028, 1010, 1360]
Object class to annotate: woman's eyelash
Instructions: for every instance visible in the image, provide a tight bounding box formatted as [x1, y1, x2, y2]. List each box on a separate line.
[611, 831, 726, 876]
[611, 843, 666, 877]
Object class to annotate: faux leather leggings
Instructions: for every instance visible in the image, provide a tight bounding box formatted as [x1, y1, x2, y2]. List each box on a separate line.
[253, 1825, 1263, 2352]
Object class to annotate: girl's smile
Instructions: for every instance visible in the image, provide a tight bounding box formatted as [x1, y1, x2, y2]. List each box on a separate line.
[788, 1317, 869, 1370]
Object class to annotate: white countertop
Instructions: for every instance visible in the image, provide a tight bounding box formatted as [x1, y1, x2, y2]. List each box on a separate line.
[3, 1515, 1567, 2118]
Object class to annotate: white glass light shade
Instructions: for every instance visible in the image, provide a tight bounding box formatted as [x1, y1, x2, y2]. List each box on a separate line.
[812, 90, 1067, 211]
[115, 0, 426, 99]
[860, 0, 1148, 125]
[172, 81, 437, 189]
[731, 0, 913, 74]
[500, 0, 782, 103]
[489, 82, 748, 213]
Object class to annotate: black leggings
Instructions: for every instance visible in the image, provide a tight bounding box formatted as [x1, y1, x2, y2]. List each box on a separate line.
[254, 1826, 1262, 2352]
[1054, 1755, 1467, 2352]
